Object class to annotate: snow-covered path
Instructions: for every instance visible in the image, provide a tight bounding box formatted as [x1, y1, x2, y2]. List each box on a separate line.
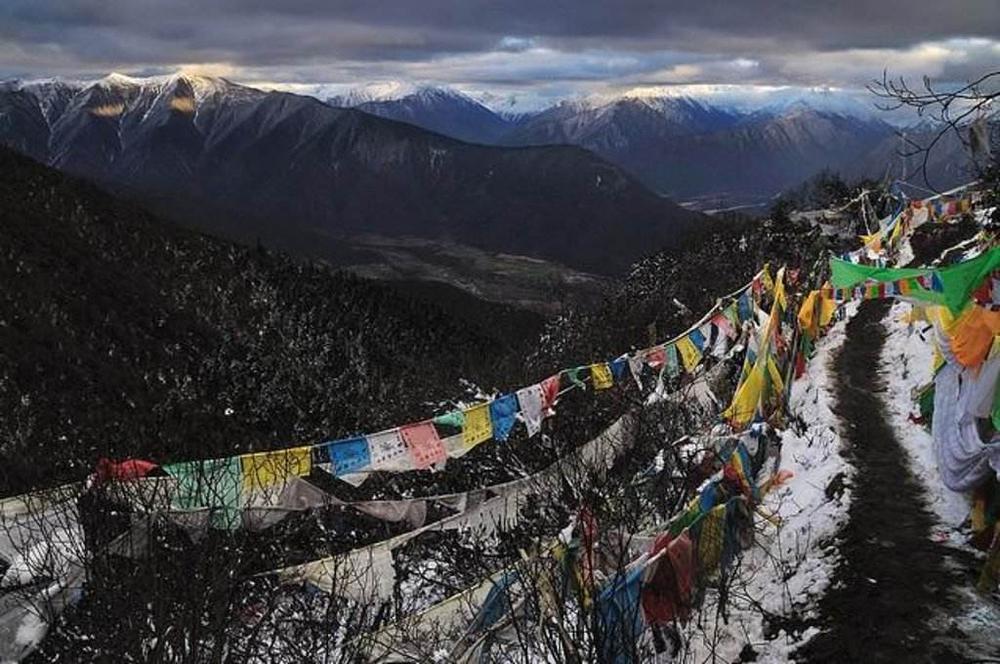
[796, 300, 993, 662]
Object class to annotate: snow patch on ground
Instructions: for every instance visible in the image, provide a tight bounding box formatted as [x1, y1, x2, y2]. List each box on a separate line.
[683, 305, 856, 662]
[879, 301, 970, 531]
[880, 300, 1000, 652]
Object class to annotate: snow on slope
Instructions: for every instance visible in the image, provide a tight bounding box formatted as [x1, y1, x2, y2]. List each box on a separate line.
[880, 301, 971, 531]
[684, 303, 857, 662]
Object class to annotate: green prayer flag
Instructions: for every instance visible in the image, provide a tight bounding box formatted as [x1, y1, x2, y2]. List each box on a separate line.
[165, 457, 243, 530]
[830, 248, 1000, 314]
[433, 410, 465, 429]
[567, 365, 589, 389]
[664, 343, 680, 377]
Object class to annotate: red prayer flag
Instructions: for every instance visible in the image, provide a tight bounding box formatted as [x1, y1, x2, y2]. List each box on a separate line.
[400, 422, 446, 469]
[540, 374, 561, 410]
[646, 346, 666, 369]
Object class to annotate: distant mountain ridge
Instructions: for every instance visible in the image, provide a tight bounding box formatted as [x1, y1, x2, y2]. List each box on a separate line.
[323, 83, 906, 206]
[0, 73, 704, 275]
[335, 86, 518, 144]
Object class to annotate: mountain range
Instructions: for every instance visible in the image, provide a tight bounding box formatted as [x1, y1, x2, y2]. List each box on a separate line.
[0, 74, 704, 278]
[322, 85, 935, 207]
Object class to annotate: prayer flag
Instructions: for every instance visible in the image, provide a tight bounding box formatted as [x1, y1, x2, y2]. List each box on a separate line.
[489, 394, 519, 441]
[676, 336, 702, 373]
[540, 374, 561, 410]
[688, 328, 707, 351]
[664, 343, 680, 377]
[165, 457, 243, 530]
[433, 410, 464, 429]
[713, 313, 736, 340]
[516, 384, 545, 437]
[646, 346, 666, 369]
[242, 446, 312, 493]
[400, 422, 446, 469]
[324, 437, 371, 476]
[723, 303, 740, 331]
[931, 272, 944, 293]
[566, 366, 589, 389]
[368, 429, 412, 471]
[627, 354, 645, 389]
[462, 403, 493, 449]
[609, 357, 629, 382]
[761, 265, 774, 294]
[597, 565, 645, 664]
[738, 292, 753, 322]
[590, 362, 614, 390]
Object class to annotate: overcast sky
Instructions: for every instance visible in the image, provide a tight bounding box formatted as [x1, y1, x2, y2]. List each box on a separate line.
[2, 1, 997, 110]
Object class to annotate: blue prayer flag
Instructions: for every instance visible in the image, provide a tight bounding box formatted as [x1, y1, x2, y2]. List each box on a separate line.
[324, 437, 371, 475]
[490, 394, 519, 442]
[688, 328, 706, 351]
[737, 292, 753, 322]
[931, 272, 944, 293]
[597, 565, 645, 664]
[610, 357, 629, 382]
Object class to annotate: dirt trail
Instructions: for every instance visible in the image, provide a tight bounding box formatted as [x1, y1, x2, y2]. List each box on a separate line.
[796, 299, 993, 663]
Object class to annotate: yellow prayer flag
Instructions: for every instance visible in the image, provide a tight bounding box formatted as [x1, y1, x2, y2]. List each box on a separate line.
[818, 285, 837, 327]
[242, 446, 312, 493]
[590, 362, 614, 390]
[860, 232, 881, 249]
[462, 403, 493, 449]
[767, 355, 784, 395]
[761, 264, 774, 294]
[797, 290, 821, 339]
[773, 267, 787, 311]
[676, 336, 702, 373]
[723, 361, 765, 426]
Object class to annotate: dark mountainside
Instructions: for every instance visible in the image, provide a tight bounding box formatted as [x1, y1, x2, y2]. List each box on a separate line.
[532, 211, 837, 373]
[505, 101, 895, 205]
[0, 147, 533, 494]
[0, 75, 705, 275]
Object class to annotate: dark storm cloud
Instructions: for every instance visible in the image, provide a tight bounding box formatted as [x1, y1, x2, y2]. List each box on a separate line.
[0, 0, 997, 92]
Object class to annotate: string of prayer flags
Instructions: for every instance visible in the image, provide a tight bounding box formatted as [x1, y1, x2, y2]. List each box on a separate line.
[516, 384, 546, 438]
[676, 336, 702, 373]
[400, 423, 447, 469]
[489, 394, 519, 442]
[590, 363, 615, 390]
[462, 403, 494, 449]
[369, 429, 412, 472]
[242, 446, 312, 493]
[830, 248, 1000, 314]
[324, 437, 371, 476]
